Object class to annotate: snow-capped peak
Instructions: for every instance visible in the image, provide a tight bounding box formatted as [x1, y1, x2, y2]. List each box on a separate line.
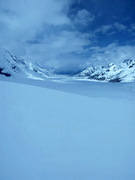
[1, 50, 135, 83]
[0, 50, 54, 80]
[78, 59, 135, 82]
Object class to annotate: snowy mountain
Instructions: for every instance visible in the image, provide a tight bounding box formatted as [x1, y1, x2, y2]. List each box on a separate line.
[1, 51, 135, 180]
[1, 50, 135, 83]
[0, 50, 54, 80]
[78, 59, 135, 82]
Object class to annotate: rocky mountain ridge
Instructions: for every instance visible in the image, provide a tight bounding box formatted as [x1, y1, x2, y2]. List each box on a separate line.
[78, 59, 135, 82]
[0, 51, 54, 80]
[0, 50, 135, 82]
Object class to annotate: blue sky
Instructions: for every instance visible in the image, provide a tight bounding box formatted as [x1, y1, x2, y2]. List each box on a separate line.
[0, 0, 135, 72]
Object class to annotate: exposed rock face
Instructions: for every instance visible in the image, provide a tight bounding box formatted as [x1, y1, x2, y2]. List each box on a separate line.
[78, 59, 135, 82]
[1, 50, 135, 83]
[0, 51, 54, 79]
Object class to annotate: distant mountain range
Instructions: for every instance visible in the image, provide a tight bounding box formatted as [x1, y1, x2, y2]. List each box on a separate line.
[0, 50, 135, 82]
[78, 59, 135, 82]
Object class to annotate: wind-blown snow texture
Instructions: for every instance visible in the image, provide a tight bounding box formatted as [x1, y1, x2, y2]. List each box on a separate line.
[0, 78, 135, 180]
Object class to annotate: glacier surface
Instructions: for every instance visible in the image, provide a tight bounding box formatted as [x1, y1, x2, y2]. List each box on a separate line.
[0, 78, 135, 180]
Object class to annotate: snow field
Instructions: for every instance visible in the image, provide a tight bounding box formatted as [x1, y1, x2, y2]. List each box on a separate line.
[0, 80, 135, 180]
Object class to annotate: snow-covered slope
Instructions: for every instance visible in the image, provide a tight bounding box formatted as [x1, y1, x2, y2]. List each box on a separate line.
[0, 79, 135, 180]
[78, 59, 135, 82]
[1, 50, 135, 83]
[0, 51, 53, 80]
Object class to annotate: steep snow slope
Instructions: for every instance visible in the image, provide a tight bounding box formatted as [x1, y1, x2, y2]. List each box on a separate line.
[78, 59, 135, 82]
[0, 51, 53, 79]
[0, 79, 135, 180]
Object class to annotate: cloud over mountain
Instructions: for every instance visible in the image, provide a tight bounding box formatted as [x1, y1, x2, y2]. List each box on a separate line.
[0, 0, 135, 72]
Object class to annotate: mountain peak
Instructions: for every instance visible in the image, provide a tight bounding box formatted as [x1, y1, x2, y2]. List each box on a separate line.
[1, 50, 135, 82]
[78, 59, 135, 82]
[0, 50, 54, 79]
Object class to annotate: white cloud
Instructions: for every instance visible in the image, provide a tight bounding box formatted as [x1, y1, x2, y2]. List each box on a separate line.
[95, 25, 112, 34]
[114, 22, 126, 31]
[0, 0, 68, 48]
[23, 30, 91, 68]
[74, 9, 95, 26]
[0, 0, 94, 68]
[95, 23, 127, 34]
[87, 43, 135, 66]
[131, 24, 135, 30]
[0, 0, 71, 26]
[1, 0, 134, 72]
